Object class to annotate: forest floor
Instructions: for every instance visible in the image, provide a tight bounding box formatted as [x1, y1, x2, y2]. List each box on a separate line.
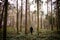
[0, 27, 60, 40]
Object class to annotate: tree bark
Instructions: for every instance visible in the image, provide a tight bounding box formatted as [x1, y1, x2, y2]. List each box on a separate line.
[56, 0, 60, 30]
[0, 4, 4, 28]
[16, 0, 19, 34]
[25, 0, 28, 34]
[51, 0, 53, 30]
[3, 0, 8, 40]
[37, 0, 39, 35]
[20, 0, 23, 32]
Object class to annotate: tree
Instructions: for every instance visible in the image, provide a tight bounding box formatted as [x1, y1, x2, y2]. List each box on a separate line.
[3, 0, 8, 40]
[20, 0, 23, 32]
[28, 2, 30, 28]
[46, 0, 49, 26]
[45, 13, 55, 30]
[25, 0, 28, 34]
[35, 0, 42, 35]
[37, 0, 39, 35]
[27, 0, 30, 30]
[16, 0, 19, 34]
[46, 0, 53, 30]
[40, 11, 44, 29]
[56, 0, 60, 30]
[0, 1, 4, 28]
[51, 0, 53, 30]
[52, 0, 57, 30]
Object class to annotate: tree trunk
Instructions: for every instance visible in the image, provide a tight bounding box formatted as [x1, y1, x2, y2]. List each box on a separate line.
[25, 0, 28, 34]
[29, 6, 30, 27]
[51, 0, 53, 30]
[56, 0, 58, 30]
[0, 3, 5, 28]
[20, 0, 23, 32]
[37, 0, 39, 35]
[28, 0, 30, 28]
[16, 0, 19, 34]
[3, 0, 8, 40]
[47, 0, 48, 29]
[56, 0, 60, 30]
[41, 14, 42, 29]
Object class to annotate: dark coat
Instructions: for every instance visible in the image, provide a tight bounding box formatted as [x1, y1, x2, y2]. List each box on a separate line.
[30, 27, 33, 33]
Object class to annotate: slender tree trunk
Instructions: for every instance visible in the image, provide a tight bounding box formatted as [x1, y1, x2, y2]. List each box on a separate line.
[16, 0, 19, 34]
[41, 14, 42, 29]
[32, 13, 33, 23]
[28, 0, 30, 27]
[11, 8, 14, 27]
[20, 0, 23, 32]
[46, 0, 50, 30]
[56, 0, 60, 30]
[3, 0, 8, 40]
[51, 0, 53, 30]
[25, 0, 28, 34]
[29, 6, 30, 26]
[37, 0, 39, 35]
[56, 0, 58, 30]
[35, 12, 36, 27]
[47, 0, 48, 29]
[0, 4, 5, 28]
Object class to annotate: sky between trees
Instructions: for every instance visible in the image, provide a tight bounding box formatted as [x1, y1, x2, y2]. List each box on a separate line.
[8, 0, 56, 15]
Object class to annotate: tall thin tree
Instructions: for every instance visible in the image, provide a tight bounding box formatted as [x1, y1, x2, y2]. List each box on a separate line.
[56, 0, 60, 30]
[29, 2, 30, 27]
[0, 0, 5, 28]
[56, 0, 58, 30]
[20, 0, 23, 32]
[16, 0, 19, 34]
[37, 0, 39, 35]
[25, 0, 28, 34]
[27, 0, 30, 27]
[3, 0, 8, 40]
[47, 0, 49, 29]
[51, 0, 53, 30]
